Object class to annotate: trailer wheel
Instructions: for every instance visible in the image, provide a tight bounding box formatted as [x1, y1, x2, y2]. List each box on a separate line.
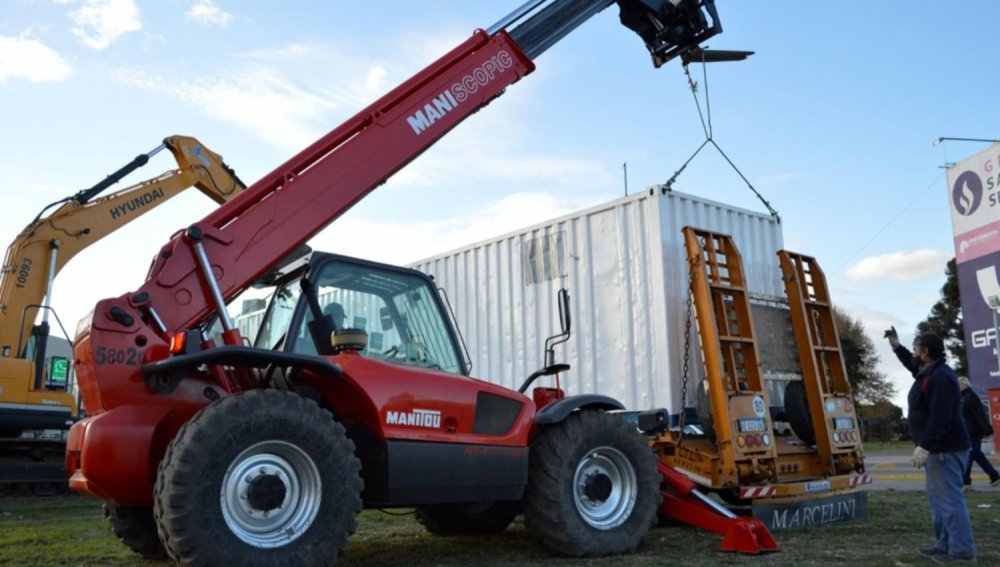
[414, 501, 519, 535]
[523, 410, 659, 557]
[154, 389, 362, 566]
[784, 380, 815, 445]
[103, 504, 167, 559]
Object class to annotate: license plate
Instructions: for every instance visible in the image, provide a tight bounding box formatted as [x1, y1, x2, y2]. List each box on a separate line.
[805, 480, 831, 492]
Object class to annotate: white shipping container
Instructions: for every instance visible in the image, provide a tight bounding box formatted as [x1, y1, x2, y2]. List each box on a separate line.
[410, 187, 785, 413]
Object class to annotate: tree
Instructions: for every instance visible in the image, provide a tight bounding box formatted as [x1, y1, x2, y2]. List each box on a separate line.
[832, 305, 896, 406]
[832, 306, 900, 441]
[916, 258, 967, 376]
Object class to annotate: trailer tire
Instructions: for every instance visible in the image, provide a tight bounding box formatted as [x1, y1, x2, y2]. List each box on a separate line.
[154, 389, 362, 566]
[103, 504, 167, 559]
[784, 380, 815, 445]
[414, 500, 519, 535]
[696, 381, 716, 441]
[523, 410, 659, 557]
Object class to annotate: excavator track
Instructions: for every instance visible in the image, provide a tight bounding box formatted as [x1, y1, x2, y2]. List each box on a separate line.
[0, 437, 69, 496]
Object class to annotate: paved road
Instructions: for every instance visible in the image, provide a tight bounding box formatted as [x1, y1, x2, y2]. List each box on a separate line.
[865, 441, 1000, 491]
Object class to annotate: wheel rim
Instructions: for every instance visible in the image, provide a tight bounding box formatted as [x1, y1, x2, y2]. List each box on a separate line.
[572, 446, 637, 530]
[220, 440, 322, 548]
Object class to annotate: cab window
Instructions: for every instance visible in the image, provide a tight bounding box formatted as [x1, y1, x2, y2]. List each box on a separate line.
[289, 260, 462, 375]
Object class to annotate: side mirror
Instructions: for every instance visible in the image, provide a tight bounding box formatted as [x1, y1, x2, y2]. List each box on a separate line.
[520, 288, 573, 393]
[558, 288, 571, 334]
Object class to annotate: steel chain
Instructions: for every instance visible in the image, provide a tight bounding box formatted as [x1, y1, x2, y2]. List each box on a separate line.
[678, 267, 695, 442]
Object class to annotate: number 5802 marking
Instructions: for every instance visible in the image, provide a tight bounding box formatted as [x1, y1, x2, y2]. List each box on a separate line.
[94, 346, 140, 366]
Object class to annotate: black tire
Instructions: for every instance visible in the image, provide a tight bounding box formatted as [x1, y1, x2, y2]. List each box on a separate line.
[414, 501, 519, 535]
[154, 389, 363, 566]
[784, 380, 815, 445]
[523, 410, 660, 557]
[695, 380, 716, 441]
[103, 504, 167, 559]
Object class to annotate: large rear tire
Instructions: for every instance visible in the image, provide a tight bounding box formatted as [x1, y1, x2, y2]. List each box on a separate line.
[103, 504, 167, 559]
[154, 389, 362, 566]
[414, 500, 519, 535]
[784, 380, 815, 445]
[523, 410, 660, 557]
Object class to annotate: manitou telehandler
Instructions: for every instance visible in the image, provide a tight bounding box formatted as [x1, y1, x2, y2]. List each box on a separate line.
[0, 136, 244, 491]
[65, 1, 774, 564]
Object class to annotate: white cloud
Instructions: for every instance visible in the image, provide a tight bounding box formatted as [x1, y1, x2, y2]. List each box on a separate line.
[185, 1, 233, 27]
[0, 35, 72, 83]
[107, 37, 614, 194]
[70, 0, 141, 51]
[364, 65, 386, 92]
[110, 65, 338, 152]
[843, 249, 951, 283]
[108, 41, 400, 152]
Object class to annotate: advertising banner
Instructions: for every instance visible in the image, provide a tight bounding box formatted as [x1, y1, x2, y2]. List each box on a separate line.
[955, 259, 1000, 394]
[949, 143, 1000, 398]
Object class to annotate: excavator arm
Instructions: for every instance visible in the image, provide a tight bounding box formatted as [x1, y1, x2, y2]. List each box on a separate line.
[0, 136, 244, 426]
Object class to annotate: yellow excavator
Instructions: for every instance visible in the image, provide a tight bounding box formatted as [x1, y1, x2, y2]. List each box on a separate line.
[0, 136, 244, 451]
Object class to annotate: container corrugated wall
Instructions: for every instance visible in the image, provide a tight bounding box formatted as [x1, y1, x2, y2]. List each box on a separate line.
[413, 188, 784, 412]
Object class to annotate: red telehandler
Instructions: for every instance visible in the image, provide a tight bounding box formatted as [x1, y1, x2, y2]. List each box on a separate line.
[66, 1, 772, 564]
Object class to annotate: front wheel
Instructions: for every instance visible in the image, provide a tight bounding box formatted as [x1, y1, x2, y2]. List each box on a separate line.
[154, 389, 362, 566]
[523, 410, 660, 557]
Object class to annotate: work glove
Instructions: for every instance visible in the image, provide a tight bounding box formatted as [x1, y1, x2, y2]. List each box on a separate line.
[883, 326, 899, 349]
[911, 446, 929, 469]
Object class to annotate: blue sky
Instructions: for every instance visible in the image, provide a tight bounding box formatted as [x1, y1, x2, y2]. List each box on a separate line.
[2, 1, 998, 410]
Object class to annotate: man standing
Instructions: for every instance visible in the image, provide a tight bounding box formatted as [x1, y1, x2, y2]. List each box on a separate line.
[885, 328, 975, 564]
[958, 376, 1000, 487]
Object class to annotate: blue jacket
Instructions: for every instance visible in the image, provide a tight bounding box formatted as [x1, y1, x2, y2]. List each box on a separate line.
[894, 345, 970, 453]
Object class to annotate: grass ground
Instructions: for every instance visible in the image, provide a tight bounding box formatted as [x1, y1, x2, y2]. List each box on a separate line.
[0, 490, 997, 566]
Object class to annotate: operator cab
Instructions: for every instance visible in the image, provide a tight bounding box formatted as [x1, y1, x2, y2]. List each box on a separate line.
[253, 253, 468, 376]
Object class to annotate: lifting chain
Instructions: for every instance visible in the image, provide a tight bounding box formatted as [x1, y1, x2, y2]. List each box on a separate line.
[677, 264, 695, 443]
[663, 58, 780, 221]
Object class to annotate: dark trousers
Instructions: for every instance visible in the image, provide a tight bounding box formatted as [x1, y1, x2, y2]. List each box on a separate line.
[963, 434, 999, 484]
